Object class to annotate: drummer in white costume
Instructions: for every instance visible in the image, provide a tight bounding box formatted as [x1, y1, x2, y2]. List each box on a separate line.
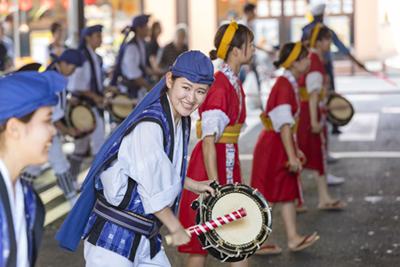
[21, 49, 84, 207]
[67, 25, 106, 187]
[110, 14, 152, 100]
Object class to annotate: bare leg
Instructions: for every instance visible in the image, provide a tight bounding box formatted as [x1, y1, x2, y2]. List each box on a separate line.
[280, 201, 318, 250]
[185, 254, 207, 267]
[255, 202, 282, 254]
[314, 171, 335, 204]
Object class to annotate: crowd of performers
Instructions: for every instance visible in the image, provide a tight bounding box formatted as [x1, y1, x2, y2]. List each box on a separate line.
[0, 3, 362, 267]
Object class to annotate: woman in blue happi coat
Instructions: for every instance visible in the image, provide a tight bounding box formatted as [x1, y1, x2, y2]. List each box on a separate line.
[0, 71, 67, 267]
[56, 50, 216, 266]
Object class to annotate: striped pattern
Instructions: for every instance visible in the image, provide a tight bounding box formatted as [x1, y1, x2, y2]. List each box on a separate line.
[188, 208, 246, 237]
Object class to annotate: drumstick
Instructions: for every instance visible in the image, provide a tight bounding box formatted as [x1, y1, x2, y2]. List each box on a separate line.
[325, 104, 351, 111]
[369, 71, 397, 87]
[285, 157, 307, 170]
[165, 207, 246, 245]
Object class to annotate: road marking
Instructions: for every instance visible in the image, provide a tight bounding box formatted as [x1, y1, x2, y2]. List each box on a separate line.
[42, 169, 89, 226]
[338, 113, 379, 142]
[381, 107, 400, 114]
[238, 151, 400, 161]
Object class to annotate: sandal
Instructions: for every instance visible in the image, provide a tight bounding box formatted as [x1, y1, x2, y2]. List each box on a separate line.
[318, 200, 347, 210]
[290, 235, 320, 252]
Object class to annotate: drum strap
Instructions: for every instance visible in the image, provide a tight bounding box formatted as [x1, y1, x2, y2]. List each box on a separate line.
[259, 114, 299, 134]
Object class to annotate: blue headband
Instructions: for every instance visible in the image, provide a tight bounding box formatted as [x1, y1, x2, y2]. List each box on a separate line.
[47, 49, 84, 70]
[78, 25, 102, 50]
[132, 14, 150, 29]
[0, 71, 67, 125]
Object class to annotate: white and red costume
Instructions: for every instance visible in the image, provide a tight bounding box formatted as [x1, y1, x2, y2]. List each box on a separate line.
[178, 63, 246, 254]
[297, 49, 328, 175]
[251, 70, 303, 204]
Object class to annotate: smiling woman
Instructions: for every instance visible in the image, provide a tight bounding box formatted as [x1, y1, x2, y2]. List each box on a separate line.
[56, 51, 217, 267]
[0, 71, 66, 267]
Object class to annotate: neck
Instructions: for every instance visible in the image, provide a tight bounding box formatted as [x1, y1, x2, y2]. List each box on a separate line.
[0, 153, 25, 189]
[225, 58, 241, 76]
[315, 46, 324, 57]
[88, 43, 97, 51]
[173, 41, 182, 50]
[288, 68, 300, 80]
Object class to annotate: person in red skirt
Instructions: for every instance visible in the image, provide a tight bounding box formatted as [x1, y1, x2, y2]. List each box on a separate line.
[251, 41, 320, 253]
[297, 23, 346, 210]
[178, 21, 254, 267]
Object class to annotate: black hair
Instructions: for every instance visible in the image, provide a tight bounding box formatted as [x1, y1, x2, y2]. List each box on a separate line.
[273, 42, 309, 69]
[151, 22, 161, 39]
[244, 3, 256, 13]
[160, 75, 179, 95]
[306, 24, 332, 48]
[51, 22, 62, 35]
[209, 23, 254, 61]
[0, 111, 35, 135]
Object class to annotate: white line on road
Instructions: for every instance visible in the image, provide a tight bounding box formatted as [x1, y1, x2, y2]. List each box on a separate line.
[239, 151, 400, 161]
[338, 113, 380, 142]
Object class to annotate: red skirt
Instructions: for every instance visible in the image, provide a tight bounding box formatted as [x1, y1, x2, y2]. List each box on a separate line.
[250, 130, 302, 203]
[297, 101, 327, 175]
[178, 141, 242, 254]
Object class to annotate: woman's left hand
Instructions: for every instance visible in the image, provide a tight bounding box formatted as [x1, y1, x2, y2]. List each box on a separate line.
[184, 178, 215, 197]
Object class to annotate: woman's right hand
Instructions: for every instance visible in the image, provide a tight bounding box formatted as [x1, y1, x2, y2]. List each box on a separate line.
[288, 157, 302, 173]
[311, 121, 323, 134]
[169, 226, 191, 247]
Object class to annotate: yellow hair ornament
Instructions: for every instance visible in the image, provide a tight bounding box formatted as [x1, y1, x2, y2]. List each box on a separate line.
[217, 21, 239, 60]
[281, 41, 302, 69]
[310, 23, 323, 48]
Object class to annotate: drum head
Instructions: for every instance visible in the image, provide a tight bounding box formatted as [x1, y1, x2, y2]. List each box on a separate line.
[111, 94, 135, 120]
[327, 95, 354, 126]
[196, 184, 271, 262]
[70, 105, 95, 129]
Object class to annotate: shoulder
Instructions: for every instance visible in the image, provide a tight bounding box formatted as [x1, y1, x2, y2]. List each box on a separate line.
[308, 53, 324, 72]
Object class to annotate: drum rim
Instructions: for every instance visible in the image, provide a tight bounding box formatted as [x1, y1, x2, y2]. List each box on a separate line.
[110, 93, 136, 120]
[196, 183, 272, 262]
[326, 95, 354, 126]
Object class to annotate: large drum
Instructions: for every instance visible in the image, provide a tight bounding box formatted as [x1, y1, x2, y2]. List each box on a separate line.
[326, 95, 354, 126]
[193, 182, 272, 262]
[64, 100, 97, 139]
[105, 93, 138, 122]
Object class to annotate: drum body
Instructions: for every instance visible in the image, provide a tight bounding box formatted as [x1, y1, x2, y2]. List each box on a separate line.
[107, 93, 136, 122]
[326, 95, 354, 126]
[64, 100, 97, 139]
[195, 183, 272, 262]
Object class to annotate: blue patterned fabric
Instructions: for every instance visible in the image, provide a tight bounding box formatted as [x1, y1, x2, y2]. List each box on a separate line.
[81, 97, 190, 260]
[0, 179, 38, 266]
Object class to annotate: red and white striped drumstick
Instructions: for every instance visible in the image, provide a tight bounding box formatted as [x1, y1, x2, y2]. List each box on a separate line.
[370, 71, 397, 87]
[165, 207, 246, 245]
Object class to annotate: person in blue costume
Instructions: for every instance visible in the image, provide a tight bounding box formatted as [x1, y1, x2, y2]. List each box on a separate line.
[56, 50, 216, 267]
[66, 25, 107, 189]
[0, 71, 67, 267]
[111, 14, 153, 99]
[301, 3, 366, 92]
[20, 49, 84, 207]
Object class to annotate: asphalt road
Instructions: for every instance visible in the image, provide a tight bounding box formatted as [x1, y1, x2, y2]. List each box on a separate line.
[35, 74, 400, 267]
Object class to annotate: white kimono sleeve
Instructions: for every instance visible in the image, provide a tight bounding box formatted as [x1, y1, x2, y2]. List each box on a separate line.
[200, 109, 230, 142]
[100, 121, 182, 214]
[268, 104, 295, 133]
[305, 71, 323, 94]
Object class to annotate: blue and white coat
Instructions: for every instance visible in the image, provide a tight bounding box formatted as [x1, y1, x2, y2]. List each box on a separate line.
[82, 94, 190, 263]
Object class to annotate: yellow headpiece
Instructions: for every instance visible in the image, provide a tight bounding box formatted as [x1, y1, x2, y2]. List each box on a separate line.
[310, 23, 323, 48]
[217, 21, 239, 60]
[281, 41, 302, 69]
